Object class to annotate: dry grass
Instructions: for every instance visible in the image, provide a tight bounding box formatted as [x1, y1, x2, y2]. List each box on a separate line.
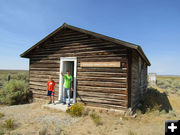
[3, 119, 15, 130]
[89, 111, 102, 126]
[0, 113, 4, 118]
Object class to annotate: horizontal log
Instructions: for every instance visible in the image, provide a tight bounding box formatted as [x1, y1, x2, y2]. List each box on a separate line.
[79, 101, 127, 110]
[29, 49, 128, 58]
[30, 64, 59, 68]
[44, 42, 123, 52]
[33, 45, 127, 55]
[53, 35, 89, 43]
[30, 68, 59, 71]
[32, 89, 59, 95]
[49, 39, 102, 48]
[30, 57, 60, 61]
[30, 74, 59, 79]
[77, 97, 127, 106]
[78, 91, 127, 100]
[36, 41, 118, 50]
[29, 54, 128, 59]
[78, 57, 127, 62]
[29, 81, 46, 86]
[53, 33, 88, 40]
[77, 77, 127, 83]
[78, 96, 127, 103]
[29, 71, 59, 75]
[30, 85, 59, 91]
[28, 76, 127, 83]
[31, 60, 60, 64]
[29, 55, 127, 61]
[55, 30, 80, 36]
[77, 68, 127, 73]
[30, 77, 59, 83]
[77, 81, 127, 88]
[77, 86, 127, 94]
[77, 72, 127, 77]
[33, 93, 58, 99]
[52, 37, 103, 45]
[48, 39, 104, 48]
[55, 31, 82, 37]
[29, 81, 59, 87]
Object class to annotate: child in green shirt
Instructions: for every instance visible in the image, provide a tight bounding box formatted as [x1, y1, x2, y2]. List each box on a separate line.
[61, 70, 73, 107]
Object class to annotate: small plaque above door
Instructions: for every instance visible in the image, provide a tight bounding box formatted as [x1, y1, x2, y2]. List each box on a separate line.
[80, 62, 121, 67]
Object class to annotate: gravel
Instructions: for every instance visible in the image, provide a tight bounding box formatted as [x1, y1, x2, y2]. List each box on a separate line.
[35, 114, 78, 126]
[0, 102, 79, 127]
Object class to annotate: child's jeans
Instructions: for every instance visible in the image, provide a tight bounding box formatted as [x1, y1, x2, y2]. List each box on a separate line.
[63, 88, 71, 104]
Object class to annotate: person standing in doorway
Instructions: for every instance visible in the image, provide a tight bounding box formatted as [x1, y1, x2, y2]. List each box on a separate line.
[61, 70, 73, 107]
[47, 76, 56, 105]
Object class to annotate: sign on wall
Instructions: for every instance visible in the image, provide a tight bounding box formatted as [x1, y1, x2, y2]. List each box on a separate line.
[80, 62, 121, 67]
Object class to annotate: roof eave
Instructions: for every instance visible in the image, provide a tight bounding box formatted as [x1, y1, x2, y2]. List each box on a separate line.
[137, 46, 151, 66]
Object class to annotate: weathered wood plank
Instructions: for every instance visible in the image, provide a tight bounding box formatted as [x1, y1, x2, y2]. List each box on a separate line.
[78, 91, 127, 100]
[30, 68, 59, 71]
[77, 72, 127, 77]
[30, 74, 59, 79]
[30, 71, 59, 75]
[77, 97, 127, 106]
[77, 68, 127, 73]
[30, 85, 59, 92]
[29, 49, 128, 58]
[30, 64, 59, 68]
[33, 93, 58, 99]
[30, 77, 59, 82]
[33, 44, 127, 55]
[29, 81, 59, 87]
[77, 86, 127, 94]
[78, 57, 127, 62]
[77, 81, 127, 88]
[77, 76, 127, 82]
[79, 101, 127, 110]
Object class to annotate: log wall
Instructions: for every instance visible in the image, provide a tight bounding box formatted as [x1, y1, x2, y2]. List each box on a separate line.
[131, 50, 148, 108]
[28, 28, 129, 110]
[27, 28, 148, 110]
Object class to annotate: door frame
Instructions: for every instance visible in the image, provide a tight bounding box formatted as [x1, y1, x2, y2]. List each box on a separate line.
[59, 57, 77, 103]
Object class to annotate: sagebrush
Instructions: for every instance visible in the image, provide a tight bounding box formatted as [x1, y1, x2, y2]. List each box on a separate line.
[0, 80, 32, 105]
[157, 76, 180, 95]
[0, 71, 28, 87]
[66, 103, 85, 117]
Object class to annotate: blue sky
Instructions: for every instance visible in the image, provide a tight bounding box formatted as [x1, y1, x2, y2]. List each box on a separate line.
[0, 0, 180, 75]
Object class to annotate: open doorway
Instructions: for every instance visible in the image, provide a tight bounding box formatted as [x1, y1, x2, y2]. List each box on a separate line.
[59, 57, 77, 104]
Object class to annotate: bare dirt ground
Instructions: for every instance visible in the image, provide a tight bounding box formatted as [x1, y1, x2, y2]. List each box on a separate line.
[0, 88, 180, 135]
[0, 102, 79, 135]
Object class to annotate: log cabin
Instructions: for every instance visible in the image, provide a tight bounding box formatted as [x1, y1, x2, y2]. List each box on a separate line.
[20, 23, 151, 111]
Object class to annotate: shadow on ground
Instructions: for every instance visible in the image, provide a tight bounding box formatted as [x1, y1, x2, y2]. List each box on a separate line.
[137, 87, 172, 114]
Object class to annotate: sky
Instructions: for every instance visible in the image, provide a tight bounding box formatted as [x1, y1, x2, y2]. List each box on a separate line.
[0, 0, 180, 75]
